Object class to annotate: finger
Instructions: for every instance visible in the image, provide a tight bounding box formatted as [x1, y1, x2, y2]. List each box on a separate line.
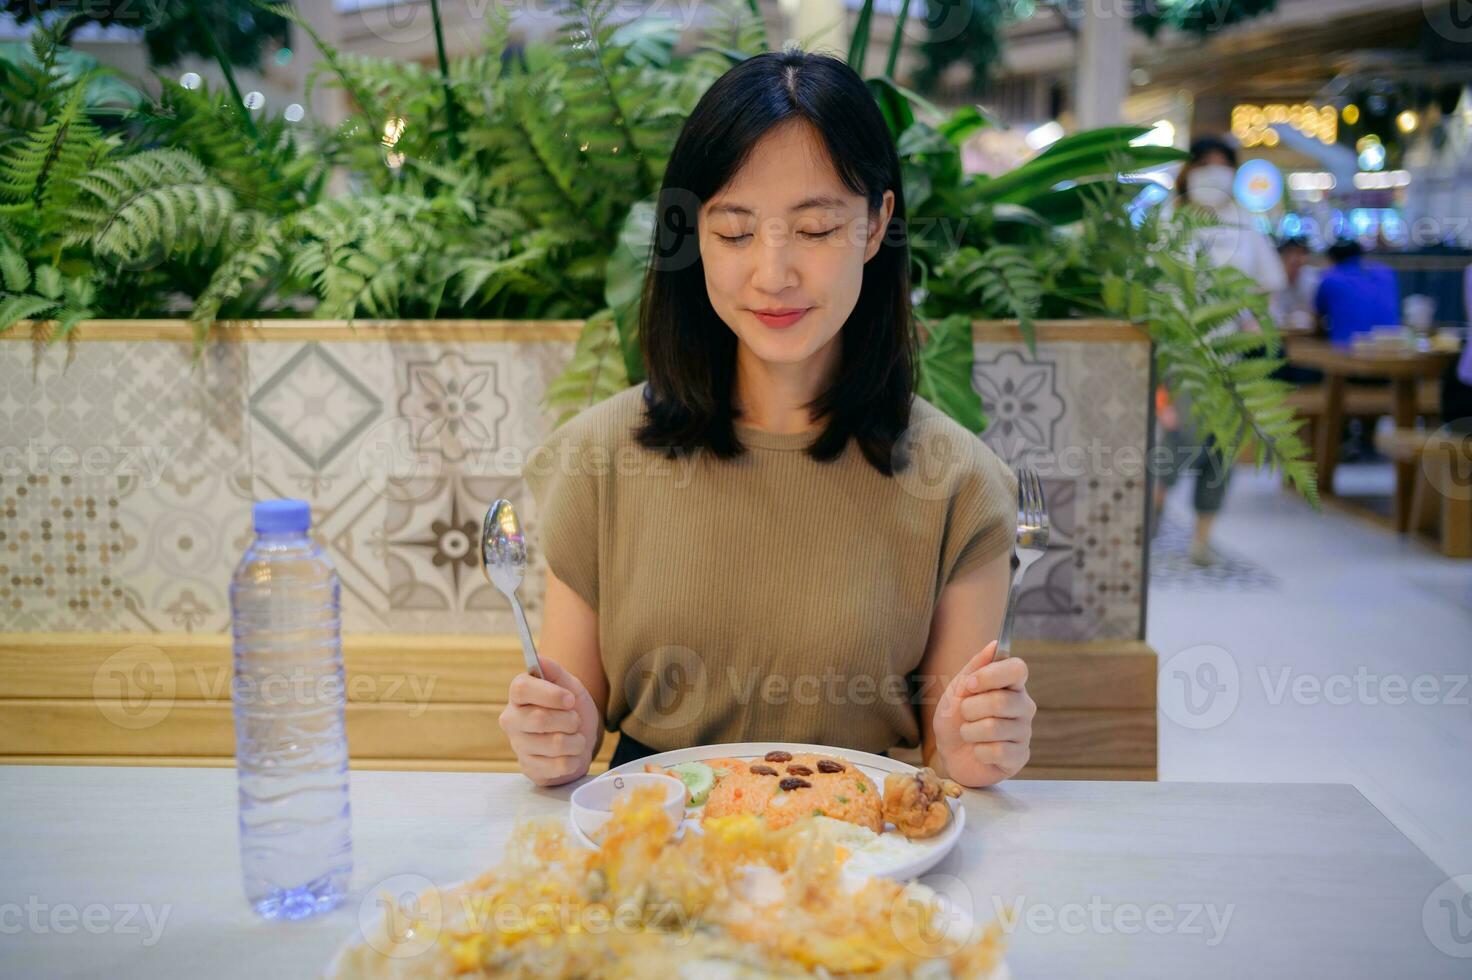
[959, 716, 1028, 744]
[955, 641, 999, 681]
[961, 656, 1028, 695]
[509, 672, 576, 710]
[969, 740, 1029, 771]
[959, 689, 1034, 723]
[512, 730, 587, 759]
[535, 656, 585, 695]
[524, 754, 586, 786]
[516, 706, 581, 735]
[938, 641, 1002, 719]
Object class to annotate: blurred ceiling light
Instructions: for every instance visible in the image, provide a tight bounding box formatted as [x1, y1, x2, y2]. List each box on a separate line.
[180, 72, 201, 90]
[1231, 103, 1335, 147]
[244, 91, 264, 111]
[1357, 142, 1386, 171]
[1341, 104, 1360, 124]
[1131, 119, 1176, 148]
[1287, 172, 1336, 191]
[1395, 110, 1418, 133]
[1025, 121, 1064, 151]
[1352, 169, 1410, 190]
[284, 103, 305, 123]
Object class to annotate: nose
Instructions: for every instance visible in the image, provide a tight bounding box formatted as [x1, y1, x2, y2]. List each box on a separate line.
[749, 225, 798, 295]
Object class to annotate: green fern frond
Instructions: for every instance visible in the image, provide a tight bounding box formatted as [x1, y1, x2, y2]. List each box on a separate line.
[939, 244, 1043, 351]
[61, 149, 235, 265]
[193, 216, 287, 325]
[558, 0, 670, 197]
[0, 84, 104, 212]
[0, 291, 59, 332]
[543, 308, 630, 428]
[915, 313, 985, 433]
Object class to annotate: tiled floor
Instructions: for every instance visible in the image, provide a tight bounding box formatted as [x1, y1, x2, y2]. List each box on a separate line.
[1148, 463, 1472, 879]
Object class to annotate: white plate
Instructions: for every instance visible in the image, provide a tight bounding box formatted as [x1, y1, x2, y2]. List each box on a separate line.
[582, 741, 966, 882]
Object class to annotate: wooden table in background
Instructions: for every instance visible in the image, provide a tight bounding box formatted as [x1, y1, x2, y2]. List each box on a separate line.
[1285, 338, 1456, 528]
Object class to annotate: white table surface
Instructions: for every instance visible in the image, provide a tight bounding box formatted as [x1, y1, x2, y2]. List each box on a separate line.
[1, 766, 1465, 979]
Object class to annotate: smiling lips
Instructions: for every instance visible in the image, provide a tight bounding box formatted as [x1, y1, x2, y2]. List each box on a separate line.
[751, 307, 812, 328]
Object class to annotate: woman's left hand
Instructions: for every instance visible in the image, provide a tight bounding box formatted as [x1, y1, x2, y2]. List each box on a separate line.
[932, 640, 1036, 787]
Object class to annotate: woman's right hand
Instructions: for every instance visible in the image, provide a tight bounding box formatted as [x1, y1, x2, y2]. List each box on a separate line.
[498, 657, 601, 787]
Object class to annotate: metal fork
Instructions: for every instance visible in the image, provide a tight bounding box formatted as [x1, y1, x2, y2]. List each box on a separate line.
[995, 466, 1050, 660]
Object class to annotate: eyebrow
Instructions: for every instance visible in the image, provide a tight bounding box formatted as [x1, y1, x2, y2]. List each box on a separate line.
[705, 194, 851, 217]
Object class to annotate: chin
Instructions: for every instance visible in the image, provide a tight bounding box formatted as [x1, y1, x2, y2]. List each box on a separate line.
[744, 333, 825, 366]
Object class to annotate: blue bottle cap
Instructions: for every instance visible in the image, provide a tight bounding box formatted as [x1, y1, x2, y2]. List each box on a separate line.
[253, 499, 311, 534]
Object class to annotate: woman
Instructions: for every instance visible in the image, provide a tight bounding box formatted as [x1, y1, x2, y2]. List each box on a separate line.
[1154, 136, 1286, 565]
[501, 49, 1032, 789]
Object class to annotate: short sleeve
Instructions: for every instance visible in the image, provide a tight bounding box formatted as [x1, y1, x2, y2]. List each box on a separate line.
[521, 422, 600, 611]
[939, 438, 1018, 588]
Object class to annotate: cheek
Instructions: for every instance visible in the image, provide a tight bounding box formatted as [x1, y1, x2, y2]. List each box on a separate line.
[699, 242, 743, 304]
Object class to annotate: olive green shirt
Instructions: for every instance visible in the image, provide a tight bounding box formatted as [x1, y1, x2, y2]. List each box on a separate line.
[522, 383, 1017, 755]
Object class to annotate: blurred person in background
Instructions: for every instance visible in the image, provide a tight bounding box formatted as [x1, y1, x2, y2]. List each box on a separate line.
[1153, 136, 1286, 565]
[1445, 262, 1472, 435]
[1270, 236, 1323, 385]
[1271, 236, 1319, 331]
[1314, 239, 1400, 346]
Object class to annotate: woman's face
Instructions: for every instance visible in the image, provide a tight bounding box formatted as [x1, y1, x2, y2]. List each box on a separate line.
[698, 120, 895, 369]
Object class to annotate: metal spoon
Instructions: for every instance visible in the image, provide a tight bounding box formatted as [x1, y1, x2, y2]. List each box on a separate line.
[481, 499, 543, 679]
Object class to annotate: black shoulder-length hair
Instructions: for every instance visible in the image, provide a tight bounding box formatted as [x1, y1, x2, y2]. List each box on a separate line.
[633, 48, 916, 476]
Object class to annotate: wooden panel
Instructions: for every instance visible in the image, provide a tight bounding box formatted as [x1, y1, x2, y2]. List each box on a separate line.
[7, 318, 1140, 345]
[0, 633, 514, 703]
[1029, 710, 1156, 768]
[972, 319, 1146, 344]
[0, 632, 1157, 775]
[0, 634, 1157, 708]
[1010, 639, 1157, 709]
[0, 699, 624, 763]
[0, 700, 1151, 768]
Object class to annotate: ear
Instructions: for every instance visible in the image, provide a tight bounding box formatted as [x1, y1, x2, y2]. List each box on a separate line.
[863, 189, 896, 264]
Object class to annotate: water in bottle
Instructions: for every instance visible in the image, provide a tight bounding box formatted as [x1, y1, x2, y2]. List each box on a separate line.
[230, 498, 352, 920]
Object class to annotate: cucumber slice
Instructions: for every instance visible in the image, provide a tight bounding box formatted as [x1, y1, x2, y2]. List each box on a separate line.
[669, 761, 717, 806]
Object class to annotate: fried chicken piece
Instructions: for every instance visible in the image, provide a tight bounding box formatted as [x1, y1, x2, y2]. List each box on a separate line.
[882, 767, 963, 840]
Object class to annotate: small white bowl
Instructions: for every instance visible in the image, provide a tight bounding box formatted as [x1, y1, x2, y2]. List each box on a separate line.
[569, 772, 687, 843]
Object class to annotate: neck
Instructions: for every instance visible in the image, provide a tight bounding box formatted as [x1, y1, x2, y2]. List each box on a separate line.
[732, 334, 841, 434]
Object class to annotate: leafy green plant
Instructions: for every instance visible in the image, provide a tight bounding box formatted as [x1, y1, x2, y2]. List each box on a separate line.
[0, 22, 253, 337]
[0, 2, 1310, 496]
[1067, 179, 1318, 502]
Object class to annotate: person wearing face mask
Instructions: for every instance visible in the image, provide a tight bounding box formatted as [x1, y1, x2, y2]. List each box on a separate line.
[1153, 137, 1287, 566]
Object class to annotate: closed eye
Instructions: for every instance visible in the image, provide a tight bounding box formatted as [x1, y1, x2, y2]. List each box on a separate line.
[715, 228, 839, 244]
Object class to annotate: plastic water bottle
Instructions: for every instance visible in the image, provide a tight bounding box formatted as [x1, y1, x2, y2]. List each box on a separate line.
[229, 499, 352, 920]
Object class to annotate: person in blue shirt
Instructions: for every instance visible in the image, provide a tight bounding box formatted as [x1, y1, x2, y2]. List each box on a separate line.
[1314, 239, 1401, 345]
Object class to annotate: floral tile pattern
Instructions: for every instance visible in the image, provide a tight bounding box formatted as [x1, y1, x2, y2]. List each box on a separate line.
[976, 337, 1151, 642]
[3, 331, 1145, 641]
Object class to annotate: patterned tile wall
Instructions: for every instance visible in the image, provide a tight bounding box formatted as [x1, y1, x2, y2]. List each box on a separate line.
[974, 337, 1152, 641]
[1, 330, 1149, 641]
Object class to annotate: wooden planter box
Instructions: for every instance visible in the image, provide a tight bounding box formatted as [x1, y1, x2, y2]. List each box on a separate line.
[0, 319, 1157, 778]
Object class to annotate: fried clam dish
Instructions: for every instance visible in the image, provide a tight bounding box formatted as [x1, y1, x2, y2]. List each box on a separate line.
[881, 768, 965, 840]
[331, 784, 1003, 979]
